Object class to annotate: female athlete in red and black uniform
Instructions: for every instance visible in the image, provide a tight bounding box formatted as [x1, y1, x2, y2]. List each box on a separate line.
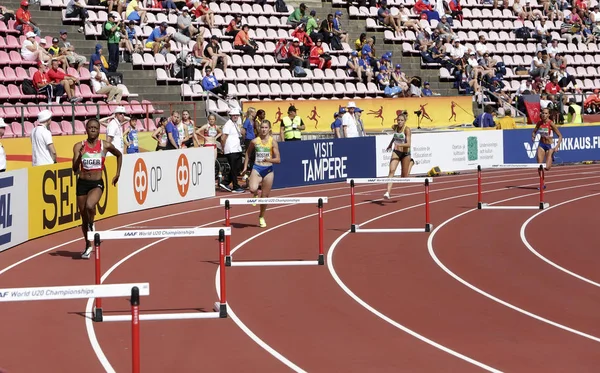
[72, 119, 122, 259]
[532, 107, 562, 171]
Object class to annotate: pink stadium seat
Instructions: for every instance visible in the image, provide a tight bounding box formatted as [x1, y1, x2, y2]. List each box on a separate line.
[11, 122, 23, 137]
[2, 123, 15, 138]
[49, 121, 63, 135]
[74, 120, 86, 135]
[0, 85, 9, 100]
[60, 120, 74, 135]
[7, 84, 22, 100]
[23, 121, 34, 136]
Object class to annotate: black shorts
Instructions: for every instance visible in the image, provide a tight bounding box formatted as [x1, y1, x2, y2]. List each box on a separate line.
[393, 150, 412, 161]
[76, 178, 105, 196]
[156, 145, 167, 151]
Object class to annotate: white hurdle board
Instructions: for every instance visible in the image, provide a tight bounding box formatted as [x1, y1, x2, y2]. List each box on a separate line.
[479, 203, 550, 210]
[489, 163, 544, 169]
[0, 283, 149, 302]
[348, 177, 433, 184]
[87, 227, 231, 240]
[220, 197, 328, 205]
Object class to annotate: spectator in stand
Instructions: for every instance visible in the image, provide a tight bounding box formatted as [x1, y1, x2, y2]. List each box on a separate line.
[512, 0, 529, 20]
[286, 37, 306, 68]
[172, 50, 195, 82]
[192, 34, 210, 68]
[422, 81, 433, 96]
[47, 58, 81, 103]
[347, 51, 373, 83]
[436, 15, 455, 41]
[358, 52, 374, 78]
[308, 39, 331, 69]
[105, 13, 121, 72]
[354, 33, 367, 55]
[58, 30, 86, 68]
[377, 1, 402, 35]
[118, 22, 134, 55]
[318, 13, 335, 44]
[224, 14, 242, 39]
[89, 43, 109, 73]
[413, 0, 433, 15]
[332, 10, 348, 43]
[494, 108, 516, 129]
[534, 18, 552, 42]
[474, 35, 488, 57]
[555, 65, 579, 91]
[0, 6, 16, 26]
[33, 61, 63, 103]
[31, 110, 57, 166]
[233, 24, 257, 56]
[65, 0, 89, 33]
[306, 10, 320, 40]
[523, 0, 544, 20]
[192, 0, 215, 30]
[287, 2, 306, 27]
[126, 0, 148, 26]
[546, 39, 559, 56]
[21, 32, 50, 63]
[15, 0, 40, 36]
[176, 7, 198, 38]
[0, 119, 6, 172]
[279, 106, 304, 142]
[421, 38, 446, 64]
[449, 38, 466, 66]
[291, 24, 313, 56]
[274, 38, 290, 64]
[565, 98, 583, 123]
[90, 60, 123, 102]
[201, 66, 228, 97]
[220, 108, 245, 193]
[449, 0, 463, 21]
[146, 22, 171, 55]
[545, 75, 561, 95]
[473, 105, 496, 127]
[361, 37, 377, 70]
[204, 35, 227, 71]
[391, 64, 410, 96]
[331, 111, 343, 138]
[47, 38, 70, 68]
[377, 52, 392, 71]
[530, 50, 550, 79]
[342, 102, 359, 138]
[583, 89, 600, 113]
[99, 106, 128, 155]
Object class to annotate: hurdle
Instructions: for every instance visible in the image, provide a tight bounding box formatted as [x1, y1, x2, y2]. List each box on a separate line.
[0, 283, 148, 373]
[87, 228, 230, 322]
[220, 197, 327, 267]
[347, 177, 433, 233]
[477, 164, 550, 210]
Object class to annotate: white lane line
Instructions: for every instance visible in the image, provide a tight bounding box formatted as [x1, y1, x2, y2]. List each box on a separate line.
[428, 182, 600, 344]
[520, 192, 600, 288]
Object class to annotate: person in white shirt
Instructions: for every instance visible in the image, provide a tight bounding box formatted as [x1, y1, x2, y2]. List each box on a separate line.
[0, 118, 6, 172]
[342, 101, 359, 138]
[31, 110, 57, 166]
[546, 39, 559, 56]
[474, 35, 488, 57]
[220, 108, 245, 193]
[99, 106, 128, 155]
[21, 31, 49, 63]
[90, 62, 123, 103]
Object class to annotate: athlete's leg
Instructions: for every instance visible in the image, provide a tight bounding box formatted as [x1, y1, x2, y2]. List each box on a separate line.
[85, 187, 104, 229]
[545, 148, 555, 170]
[77, 195, 90, 247]
[258, 172, 274, 227]
[385, 152, 401, 197]
[400, 155, 412, 177]
[536, 145, 546, 164]
[248, 169, 263, 197]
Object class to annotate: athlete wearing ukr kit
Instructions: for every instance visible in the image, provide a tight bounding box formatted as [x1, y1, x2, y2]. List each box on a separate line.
[384, 113, 414, 199]
[532, 107, 562, 171]
[242, 119, 280, 228]
[72, 119, 122, 259]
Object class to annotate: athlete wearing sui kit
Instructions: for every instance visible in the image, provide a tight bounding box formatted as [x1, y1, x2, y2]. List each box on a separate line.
[72, 119, 122, 259]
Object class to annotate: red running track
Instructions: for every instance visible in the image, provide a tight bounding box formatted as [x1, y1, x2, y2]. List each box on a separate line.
[0, 164, 599, 372]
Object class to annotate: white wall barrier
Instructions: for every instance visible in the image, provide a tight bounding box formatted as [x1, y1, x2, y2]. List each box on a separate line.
[118, 148, 216, 214]
[375, 130, 504, 177]
[0, 169, 28, 253]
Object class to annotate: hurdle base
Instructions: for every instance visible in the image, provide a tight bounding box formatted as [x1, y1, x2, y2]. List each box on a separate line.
[93, 307, 103, 322]
[225, 256, 232, 267]
[539, 202, 550, 210]
[214, 302, 227, 318]
[425, 223, 433, 233]
[351, 224, 358, 233]
[318, 254, 324, 265]
[477, 202, 483, 209]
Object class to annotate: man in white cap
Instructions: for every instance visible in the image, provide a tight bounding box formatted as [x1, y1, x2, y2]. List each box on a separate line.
[220, 108, 245, 193]
[99, 106, 128, 155]
[31, 109, 57, 166]
[342, 101, 359, 138]
[0, 118, 6, 172]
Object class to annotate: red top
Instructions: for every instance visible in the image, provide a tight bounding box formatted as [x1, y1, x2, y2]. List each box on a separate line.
[80, 140, 105, 172]
[537, 119, 554, 140]
[32, 70, 49, 88]
[544, 82, 561, 95]
[15, 8, 30, 26]
[47, 67, 67, 84]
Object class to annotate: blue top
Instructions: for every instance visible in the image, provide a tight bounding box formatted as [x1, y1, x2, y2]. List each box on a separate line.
[361, 44, 372, 58]
[422, 88, 433, 96]
[127, 128, 138, 152]
[127, 28, 136, 41]
[243, 118, 255, 140]
[331, 118, 342, 131]
[147, 27, 166, 42]
[202, 75, 219, 91]
[165, 121, 180, 147]
[473, 112, 495, 128]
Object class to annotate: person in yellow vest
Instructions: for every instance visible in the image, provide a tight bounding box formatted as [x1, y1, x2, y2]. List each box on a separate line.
[566, 98, 582, 124]
[279, 105, 305, 141]
[494, 108, 516, 129]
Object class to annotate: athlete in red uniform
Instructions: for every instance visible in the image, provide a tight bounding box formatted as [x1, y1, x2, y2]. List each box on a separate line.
[532, 107, 562, 171]
[72, 119, 122, 259]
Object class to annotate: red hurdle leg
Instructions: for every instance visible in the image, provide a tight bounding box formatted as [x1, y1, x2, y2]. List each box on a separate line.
[350, 179, 357, 232]
[477, 165, 483, 209]
[94, 233, 103, 322]
[224, 200, 231, 266]
[539, 165, 545, 209]
[318, 198, 324, 265]
[130, 287, 140, 373]
[218, 229, 227, 318]
[425, 179, 431, 232]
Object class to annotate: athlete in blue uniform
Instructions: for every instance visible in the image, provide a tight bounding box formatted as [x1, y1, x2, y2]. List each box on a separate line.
[123, 117, 139, 154]
[242, 119, 281, 228]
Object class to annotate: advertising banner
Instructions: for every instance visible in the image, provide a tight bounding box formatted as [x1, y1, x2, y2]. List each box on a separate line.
[273, 137, 376, 189]
[242, 96, 475, 133]
[375, 130, 504, 176]
[503, 126, 600, 164]
[118, 147, 215, 214]
[27, 157, 119, 240]
[0, 170, 28, 252]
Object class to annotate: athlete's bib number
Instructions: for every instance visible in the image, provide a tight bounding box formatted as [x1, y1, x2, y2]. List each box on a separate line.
[256, 151, 270, 163]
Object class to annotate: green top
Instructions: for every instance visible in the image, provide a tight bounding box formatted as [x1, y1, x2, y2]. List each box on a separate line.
[306, 17, 318, 35]
[287, 8, 303, 22]
[105, 21, 120, 44]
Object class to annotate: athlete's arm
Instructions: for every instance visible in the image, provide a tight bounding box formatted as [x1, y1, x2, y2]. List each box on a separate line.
[266, 138, 281, 164]
[72, 142, 83, 172]
[196, 124, 208, 141]
[151, 127, 162, 142]
[531, 122, 541, 141]
[123, 127, 131, 147]
[400, 127, 412, 149]
[242, 140, 255, 173]
[550, 122, 563, 150]
[104, 140, 122, 186]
